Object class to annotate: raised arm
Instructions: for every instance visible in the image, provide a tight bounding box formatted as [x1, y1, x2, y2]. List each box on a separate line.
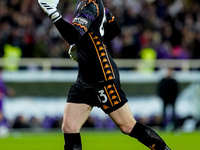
[38, 0, 98, 45]
[38, 0, 82, 45]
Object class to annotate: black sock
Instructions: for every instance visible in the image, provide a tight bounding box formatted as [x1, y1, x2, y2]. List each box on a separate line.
[129, 122, 171, 150]
[64, 133, 82, 150]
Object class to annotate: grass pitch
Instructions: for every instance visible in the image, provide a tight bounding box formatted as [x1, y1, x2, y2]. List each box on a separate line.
[0, 129, 200, 150]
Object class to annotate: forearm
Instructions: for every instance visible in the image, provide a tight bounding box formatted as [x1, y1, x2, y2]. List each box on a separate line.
[54, 18, 82, 45]
[38, 0, 81, 45]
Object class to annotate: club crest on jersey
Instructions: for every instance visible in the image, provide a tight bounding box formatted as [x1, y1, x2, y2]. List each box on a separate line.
[73, 17, 88, 26]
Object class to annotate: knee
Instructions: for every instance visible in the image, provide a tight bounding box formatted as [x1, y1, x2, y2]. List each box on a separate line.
[119, 125, 133, 135]
[62, 122, 80, 133]
[118, 122, 136, 135]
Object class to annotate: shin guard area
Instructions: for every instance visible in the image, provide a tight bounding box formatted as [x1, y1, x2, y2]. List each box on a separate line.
[129, 122, 171, 150]
[64, 133, 82, 150]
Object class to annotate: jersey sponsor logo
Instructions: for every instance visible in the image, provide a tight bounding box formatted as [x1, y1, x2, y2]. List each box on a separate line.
[107, 85, 112, 89]
[104, 64, 109, 68]
[106, 70, 111, 74]
[100, 52, 106, 57]
[108, 76, 113, 80]
[112, 95, 117, 100]
[109, 90, 115, 94]
[103, 105, 109, 110]
[93, 36, 98, 39]
[98, 47, 103, 51]
[73, 17, 88, 26]
[96, 41, 101, 45]
[149, 144, 156, 150]
[114, 101, 119, 105]
[102, 58, 108, 62]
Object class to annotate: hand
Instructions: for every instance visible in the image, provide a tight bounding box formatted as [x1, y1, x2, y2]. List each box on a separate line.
[68, 44, 78, 62]
[38, 0, 61, 23]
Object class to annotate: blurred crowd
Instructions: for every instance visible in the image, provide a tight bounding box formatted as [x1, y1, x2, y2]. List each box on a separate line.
[1, 0, 200, 59]
[1, 113, 200, 135]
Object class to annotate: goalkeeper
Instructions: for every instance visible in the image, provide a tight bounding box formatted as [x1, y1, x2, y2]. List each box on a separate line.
[38, 0, 171, 150]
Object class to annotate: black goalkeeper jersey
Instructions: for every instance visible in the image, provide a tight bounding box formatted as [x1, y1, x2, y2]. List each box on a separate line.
[71, 0, 121, 85]
[55, 0, 121, 85]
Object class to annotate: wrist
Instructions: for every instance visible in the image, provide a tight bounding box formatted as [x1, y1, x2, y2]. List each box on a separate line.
[49, 10, 62, 23]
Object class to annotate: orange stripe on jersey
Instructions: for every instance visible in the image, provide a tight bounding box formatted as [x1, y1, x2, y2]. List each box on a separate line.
[109, 16, 115, 23]
[72, 22, 88, 32]
[104, 86, 113, 106]
[88, 33, 107, 81]
[102, 44, 116, 79]
[113, 84, 121, 102]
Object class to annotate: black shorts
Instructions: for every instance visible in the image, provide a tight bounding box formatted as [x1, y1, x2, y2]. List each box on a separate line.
[67, 79, 128, 114]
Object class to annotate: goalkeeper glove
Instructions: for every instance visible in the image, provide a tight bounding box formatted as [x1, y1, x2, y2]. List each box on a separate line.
[68, 44, 78, 62]
[38, 0, 62, 23]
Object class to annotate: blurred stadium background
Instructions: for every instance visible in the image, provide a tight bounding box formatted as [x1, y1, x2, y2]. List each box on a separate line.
[0, 0, 200, 149]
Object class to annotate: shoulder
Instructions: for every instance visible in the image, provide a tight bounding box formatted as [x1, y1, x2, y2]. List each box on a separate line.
[105, 7, 115, 23]
[79, 0, 100, 17]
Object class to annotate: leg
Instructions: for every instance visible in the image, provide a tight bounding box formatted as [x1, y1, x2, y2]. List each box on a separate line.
[109, 103, 171, 150]
[109, 103, 136, 134]
[62, 102, 92, 150]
